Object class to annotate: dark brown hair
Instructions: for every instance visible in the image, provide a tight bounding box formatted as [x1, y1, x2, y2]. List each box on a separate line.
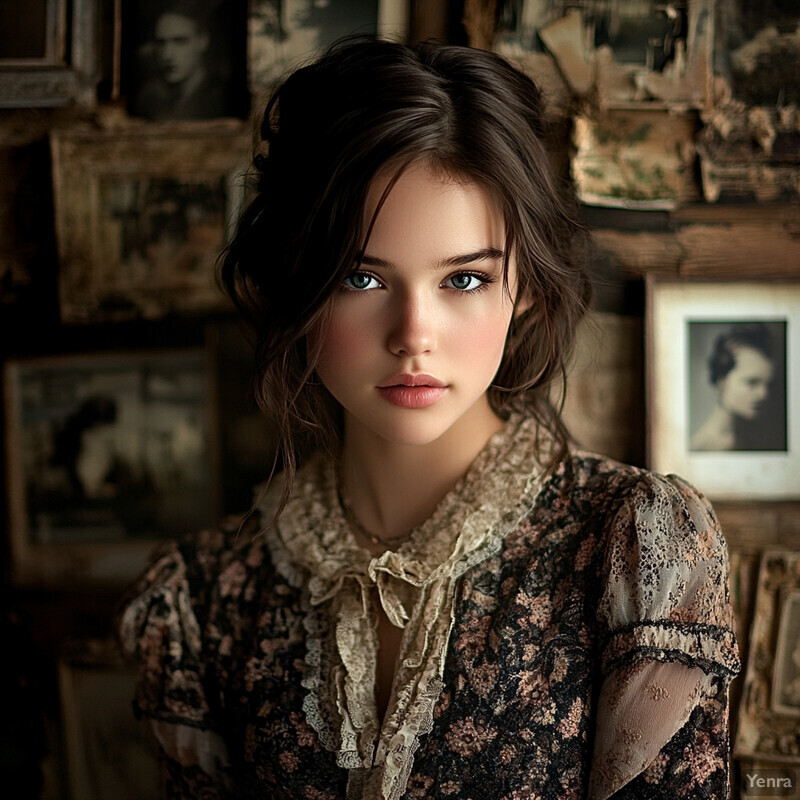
[219, 37, 590, 508]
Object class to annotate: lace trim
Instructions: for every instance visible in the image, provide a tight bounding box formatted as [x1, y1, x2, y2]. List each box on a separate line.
[258, 411, 551, 800]
[602, 620, 741, 679]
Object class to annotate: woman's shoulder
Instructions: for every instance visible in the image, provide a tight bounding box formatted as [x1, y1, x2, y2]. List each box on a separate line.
[118, 512, 274, 654]
[555, 447, 717, 524]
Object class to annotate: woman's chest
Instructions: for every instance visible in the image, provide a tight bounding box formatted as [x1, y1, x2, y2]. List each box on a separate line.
[213, 544, 602, 799]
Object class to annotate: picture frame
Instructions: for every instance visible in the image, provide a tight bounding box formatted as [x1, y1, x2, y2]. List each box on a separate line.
[50, 121, 251, 323]
[4, 348, 218, 586]
[0, 0, 99, 108]
[736, 551, 800, 764]
[647, 279, 798, 500]
[59, 639, 159, 800]
[248, 0, 410, 100]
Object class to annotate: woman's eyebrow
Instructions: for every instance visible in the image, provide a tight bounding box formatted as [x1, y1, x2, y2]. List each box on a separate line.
[359, 247, 505, 271]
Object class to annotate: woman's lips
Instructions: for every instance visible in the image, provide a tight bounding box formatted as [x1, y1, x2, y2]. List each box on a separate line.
[376, 373, 448, 408]
[377, 385, 447, 408]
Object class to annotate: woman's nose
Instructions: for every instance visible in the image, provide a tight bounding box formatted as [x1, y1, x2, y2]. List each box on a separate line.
[386, 290, 435, 357]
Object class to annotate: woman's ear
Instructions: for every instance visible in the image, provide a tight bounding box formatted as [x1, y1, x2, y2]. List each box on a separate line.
[514, 289, 534, 318]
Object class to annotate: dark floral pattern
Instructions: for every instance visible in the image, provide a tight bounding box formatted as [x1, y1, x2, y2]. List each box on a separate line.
[120, 426, 740, 800]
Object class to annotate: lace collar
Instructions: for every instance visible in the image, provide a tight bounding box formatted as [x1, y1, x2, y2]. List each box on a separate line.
[259, 410, 553, 800]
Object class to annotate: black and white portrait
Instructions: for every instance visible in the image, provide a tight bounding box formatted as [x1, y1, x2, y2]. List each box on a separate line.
[127, 0, 248, 120]
[688, 320, 787, 452]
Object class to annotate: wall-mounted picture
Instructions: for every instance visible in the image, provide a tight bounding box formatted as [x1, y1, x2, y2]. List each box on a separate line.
[648, 280, 799, 500]
[736, 551, 800, 764]
[125, 0, 249, 120]
[0, 0, 99, 107]
[51, 122, 250, 322]
[4, 349, 217, 586]
[248, 0, 409, 98]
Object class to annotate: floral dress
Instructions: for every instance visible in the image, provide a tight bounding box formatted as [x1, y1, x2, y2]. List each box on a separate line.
[119, 412, 740, 799]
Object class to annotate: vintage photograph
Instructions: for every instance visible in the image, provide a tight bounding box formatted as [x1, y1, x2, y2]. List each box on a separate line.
[648, 280, 799, 500]
[4, 349, 217, 585]
[126, 0, 249, 120]
[736, 551, 800, 763]
[51, 122, 250, 322]
[249, 0, 408, 97]
[688, 320, 787, 452]
[0, 0, 99, 107]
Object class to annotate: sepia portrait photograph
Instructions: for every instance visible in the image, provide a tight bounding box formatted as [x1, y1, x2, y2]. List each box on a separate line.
[126, 0, 249, 120]
[688, 320, 787, 453]
[648, 280, 799, 500]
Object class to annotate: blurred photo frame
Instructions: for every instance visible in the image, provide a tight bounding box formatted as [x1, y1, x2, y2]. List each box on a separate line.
[0, 0, 99, 108]
[51, 121, 250, 323]
[647, 279, 799, 500]
[736, 551, 800, 764]
[4, 348, 218, 586]
[248, 0, 410, 100]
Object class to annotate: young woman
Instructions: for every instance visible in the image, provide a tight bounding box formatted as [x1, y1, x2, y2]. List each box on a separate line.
[120, 38, 740, 800]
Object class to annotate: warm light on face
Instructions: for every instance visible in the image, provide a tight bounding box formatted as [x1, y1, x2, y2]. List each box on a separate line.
[718, 346, 773, 420]
[313, 162, 519, 448]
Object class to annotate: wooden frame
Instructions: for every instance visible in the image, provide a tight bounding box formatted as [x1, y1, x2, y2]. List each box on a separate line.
[4, 347, 218, 586]
[59, 639, 159, 799]
[248, 0, 410, 99]
[51, 121, 250, 323]
[647, 279, 799, 501]
[736, 551, 800, 764]
[0, 0, 99, 108]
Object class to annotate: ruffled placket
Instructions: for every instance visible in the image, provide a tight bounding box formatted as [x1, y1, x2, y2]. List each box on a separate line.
[258, 411, 551, 800]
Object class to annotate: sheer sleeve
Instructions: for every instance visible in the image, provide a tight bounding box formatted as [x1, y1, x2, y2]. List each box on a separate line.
[588, 473, 740, 800]
[119, 541, 231, 798]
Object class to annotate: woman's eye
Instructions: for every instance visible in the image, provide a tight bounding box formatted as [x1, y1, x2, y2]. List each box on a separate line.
[443, 273, 487, 292]
[342, 272, 380, 291]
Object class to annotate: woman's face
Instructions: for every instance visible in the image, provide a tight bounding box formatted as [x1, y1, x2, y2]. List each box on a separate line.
[718, 345, 773, 420]
[313, 162, 519, 448]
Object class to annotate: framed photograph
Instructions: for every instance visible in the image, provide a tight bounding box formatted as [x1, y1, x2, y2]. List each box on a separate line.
[248, 0, 410, 99]
[51, 121, 250, 323]
[125, 0, 249, 121]
[59, 639, 159, 800]
[4, 348, 218, 586]
[648, 280, 799, 500]
[736, 551, 800, 764]
[0, 0, 99, 108]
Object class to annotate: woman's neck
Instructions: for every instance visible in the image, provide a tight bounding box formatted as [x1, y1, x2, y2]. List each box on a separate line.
[338, 404, 505, 544]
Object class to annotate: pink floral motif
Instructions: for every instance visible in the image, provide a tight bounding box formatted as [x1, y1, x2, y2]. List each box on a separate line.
[515, 591, 552, 629]
[557, 697, 583, 739]
[445, 718, 497, 756]
[683, 732, 724, 788]
[278, 751, 298, 772]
